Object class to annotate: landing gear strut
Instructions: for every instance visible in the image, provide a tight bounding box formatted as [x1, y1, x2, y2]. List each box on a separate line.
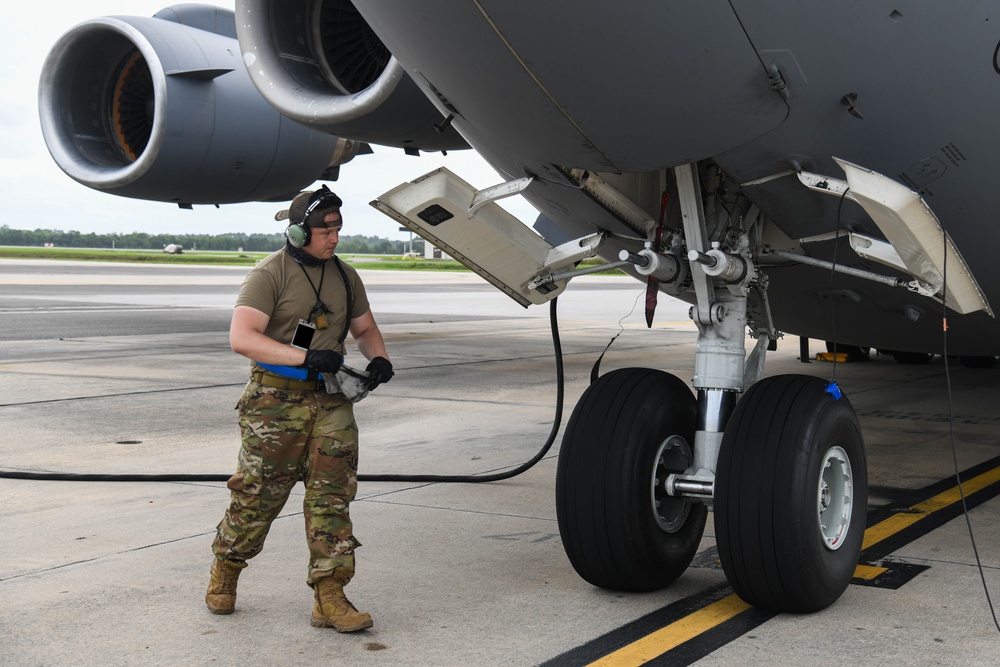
[555, 162, 867, 612]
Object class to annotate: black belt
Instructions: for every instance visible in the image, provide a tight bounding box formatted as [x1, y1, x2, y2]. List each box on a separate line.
[250, 371, 324, 391]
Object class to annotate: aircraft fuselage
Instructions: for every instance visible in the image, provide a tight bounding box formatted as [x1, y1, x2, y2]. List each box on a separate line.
[356, 0, 1000, 355]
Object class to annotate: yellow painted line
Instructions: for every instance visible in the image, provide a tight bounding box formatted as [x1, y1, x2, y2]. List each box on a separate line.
[587, 594, 750, 667]
[853, 564, 889, 580]
[862, 465, 1000, 551]
[584, 465, 1000, 667]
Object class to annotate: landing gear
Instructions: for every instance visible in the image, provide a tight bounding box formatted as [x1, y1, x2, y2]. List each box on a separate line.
[554, 161, 869, 613]
[825, 341, 870, 362]
[715, 375, 867, 612]
[556, 368, 707, 591]
[888, 350, 934, 365]
[960, 356, 999, 369]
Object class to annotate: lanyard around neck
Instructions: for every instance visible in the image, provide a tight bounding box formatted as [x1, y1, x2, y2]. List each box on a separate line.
[298, 261, 325, 304]
[297, 259, 353, 345]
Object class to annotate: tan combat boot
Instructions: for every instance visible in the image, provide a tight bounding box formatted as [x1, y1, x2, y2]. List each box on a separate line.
[310, 578, 373, 632]
[205, 559, 247, 614]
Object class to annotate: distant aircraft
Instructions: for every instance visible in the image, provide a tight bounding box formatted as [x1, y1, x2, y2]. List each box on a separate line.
[162, 243, 183, 254]
[38, 1, 1000, 614]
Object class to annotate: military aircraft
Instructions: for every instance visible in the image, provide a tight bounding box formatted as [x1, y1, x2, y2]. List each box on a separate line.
[38, 1, 1000, 614]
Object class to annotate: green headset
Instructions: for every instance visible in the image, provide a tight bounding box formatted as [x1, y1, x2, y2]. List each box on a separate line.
[285, 186, 343, 248]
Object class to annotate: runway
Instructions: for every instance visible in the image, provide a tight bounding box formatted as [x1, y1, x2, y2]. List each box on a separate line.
[2, 258, 999, 666]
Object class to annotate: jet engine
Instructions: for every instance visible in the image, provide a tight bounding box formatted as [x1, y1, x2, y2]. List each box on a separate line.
[236, 0, 468, 153]
[38, 5, 354, 206]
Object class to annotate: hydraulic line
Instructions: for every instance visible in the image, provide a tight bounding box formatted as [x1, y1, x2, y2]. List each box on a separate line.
[0, 298, 564, 485]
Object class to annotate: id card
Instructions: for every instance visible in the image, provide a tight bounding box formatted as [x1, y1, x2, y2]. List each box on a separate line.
[291, 318, 317, 350]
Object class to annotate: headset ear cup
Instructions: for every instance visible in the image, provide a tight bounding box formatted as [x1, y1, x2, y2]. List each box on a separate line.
[285, 223, 309, 248]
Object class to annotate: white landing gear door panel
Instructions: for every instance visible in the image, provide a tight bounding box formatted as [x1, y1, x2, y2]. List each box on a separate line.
[835, 158, 993, 317]
[372, 167, 595, 307]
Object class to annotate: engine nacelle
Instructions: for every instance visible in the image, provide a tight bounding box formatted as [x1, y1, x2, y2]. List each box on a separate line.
[236, 0, 468, 152]
[38, 5, 350, 206]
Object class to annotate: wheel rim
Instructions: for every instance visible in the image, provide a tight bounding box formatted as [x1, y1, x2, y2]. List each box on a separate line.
[651, 435, 692, 533]
[817, 445, 853, 550]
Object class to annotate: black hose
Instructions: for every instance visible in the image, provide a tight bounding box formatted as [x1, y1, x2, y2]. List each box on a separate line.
[0, 298, 564, 484]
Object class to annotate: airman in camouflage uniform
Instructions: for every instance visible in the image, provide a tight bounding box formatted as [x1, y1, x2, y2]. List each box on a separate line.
[205, 187, 393, 633]
[212, 383, 362, 585]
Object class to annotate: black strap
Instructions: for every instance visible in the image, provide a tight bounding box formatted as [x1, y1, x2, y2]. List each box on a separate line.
[295, 256, 352, 346]
[590, 332, 621, 384]
[332, 256, 353, 345]
[296, 261, 328, 320]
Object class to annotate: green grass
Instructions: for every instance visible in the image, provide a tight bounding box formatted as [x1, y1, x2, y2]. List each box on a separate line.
[0, 246, 267, 265]
[0, 246, 626, 275]
[345, 258, 471, 271]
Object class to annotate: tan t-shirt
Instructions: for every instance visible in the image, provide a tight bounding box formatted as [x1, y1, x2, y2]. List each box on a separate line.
[236, 249, 370, 371]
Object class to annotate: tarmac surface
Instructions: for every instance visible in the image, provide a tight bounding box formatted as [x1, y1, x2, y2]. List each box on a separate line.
[2, 258, 1000, 666]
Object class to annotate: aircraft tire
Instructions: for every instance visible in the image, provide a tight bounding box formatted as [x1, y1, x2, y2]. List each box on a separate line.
[889, 350, 934, 365]
[959, 356, 999, 369]
[556, 368, 706, 592]
[715, 375, 867, 612]
[824, 342, 870, 362]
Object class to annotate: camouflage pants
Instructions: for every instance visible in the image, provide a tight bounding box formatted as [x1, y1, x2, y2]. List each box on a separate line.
[212, 381, 360, 586]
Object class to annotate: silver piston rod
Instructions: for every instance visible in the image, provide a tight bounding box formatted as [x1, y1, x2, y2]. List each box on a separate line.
[667, 388, 737, 499]
[768, 248, 908, 288]
[618, 247, 680, 282]
[665, 163, 754, 504]
[698, 388, 738, 434]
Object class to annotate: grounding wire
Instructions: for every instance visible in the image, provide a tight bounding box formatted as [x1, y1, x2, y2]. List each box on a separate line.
[0, 298, 565, 485]
[825, 187, 851, 385]
[820, 185, 999, 631]
[939, 227, 1000, 633]
[589, 286, 645, 383]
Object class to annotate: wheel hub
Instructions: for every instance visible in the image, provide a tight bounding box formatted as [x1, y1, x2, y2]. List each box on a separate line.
[817, 445, 853, 550]
[819, 482, 831, 510]
[651, 435, 693, 533]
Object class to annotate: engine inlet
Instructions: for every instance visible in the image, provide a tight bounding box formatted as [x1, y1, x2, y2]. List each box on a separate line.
[111, 50, 154, 162]
[316, 0, 391, 94]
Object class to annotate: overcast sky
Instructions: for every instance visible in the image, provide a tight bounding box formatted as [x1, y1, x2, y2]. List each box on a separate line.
[0, 1, 534, 240]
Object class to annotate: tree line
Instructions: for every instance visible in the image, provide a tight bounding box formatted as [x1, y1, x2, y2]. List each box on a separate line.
[0, 225, 423, 255]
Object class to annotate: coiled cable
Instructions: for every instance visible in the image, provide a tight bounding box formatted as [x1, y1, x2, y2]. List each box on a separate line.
[0, 298, 563, 484]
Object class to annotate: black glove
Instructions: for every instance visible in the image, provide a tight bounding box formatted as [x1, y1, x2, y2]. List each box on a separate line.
[365, 356, 394, 390]
[302, 349, 343, 374]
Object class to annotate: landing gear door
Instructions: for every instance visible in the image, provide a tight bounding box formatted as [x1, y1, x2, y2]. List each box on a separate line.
[372, 167, 572, 307]
[833, 159, 991, 316]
